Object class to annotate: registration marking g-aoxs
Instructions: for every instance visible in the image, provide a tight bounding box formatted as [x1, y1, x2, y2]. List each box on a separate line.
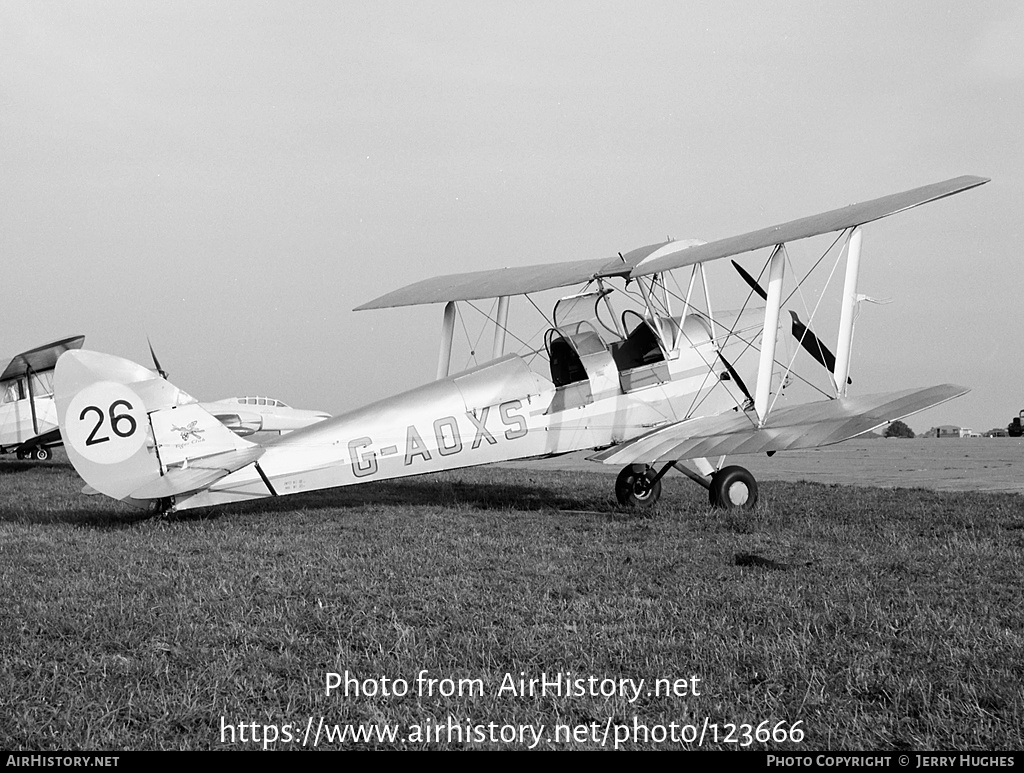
[346, 400, 529, 478]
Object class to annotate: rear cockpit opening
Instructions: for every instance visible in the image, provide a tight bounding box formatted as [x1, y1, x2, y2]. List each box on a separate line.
[545, 323, 606, 387]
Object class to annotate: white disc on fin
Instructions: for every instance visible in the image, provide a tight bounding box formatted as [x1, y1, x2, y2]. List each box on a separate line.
[64, 382, 148, 465]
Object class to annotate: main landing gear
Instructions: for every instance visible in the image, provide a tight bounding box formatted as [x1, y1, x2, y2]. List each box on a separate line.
[708, 465, 758, 509]
[151, 497, 175, 517]
[615, 464, 662, 508]
[614, 462, 758, 510]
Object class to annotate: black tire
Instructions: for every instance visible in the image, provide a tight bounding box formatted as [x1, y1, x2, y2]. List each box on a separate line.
[709, 465, 758, 509]
[33, 446, 52, 462]
[615, 464, 662, 508]
[16, 449, 28, 460]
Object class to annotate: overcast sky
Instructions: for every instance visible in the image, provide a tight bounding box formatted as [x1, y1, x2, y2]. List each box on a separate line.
[2, 1, 1022, 433]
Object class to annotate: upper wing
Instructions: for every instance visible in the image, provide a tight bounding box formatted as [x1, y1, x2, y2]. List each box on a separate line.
[354, 256, 615, 310]
[590, 384, 968, 465]
[354, 175, 988, 310]
[625, 176, 989, 277]
[1, 335, 85, 381]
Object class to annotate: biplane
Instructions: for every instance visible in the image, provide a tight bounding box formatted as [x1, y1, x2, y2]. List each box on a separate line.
[1, 335, 85, 461]
[54, 176, 987, 512]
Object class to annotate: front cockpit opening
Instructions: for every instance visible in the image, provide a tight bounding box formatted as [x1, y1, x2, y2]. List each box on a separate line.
[610, 310, 666, 371]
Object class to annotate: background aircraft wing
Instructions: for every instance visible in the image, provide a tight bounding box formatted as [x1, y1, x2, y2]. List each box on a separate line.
[1, 335, 85, 381]
[590, 384, 969, 465]
[625, 175, 989, 277]
[13, 428, 62, 452]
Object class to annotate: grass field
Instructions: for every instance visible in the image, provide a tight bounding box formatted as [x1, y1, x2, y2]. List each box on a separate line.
[1, 452, 1022, 750]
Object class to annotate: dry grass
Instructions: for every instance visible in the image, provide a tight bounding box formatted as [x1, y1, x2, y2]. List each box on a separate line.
[1, 454, 1022, 750]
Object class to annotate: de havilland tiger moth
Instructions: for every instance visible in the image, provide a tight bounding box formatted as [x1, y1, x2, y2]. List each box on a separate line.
[54, 175, 988, 513]
[1, 335, 86, 461]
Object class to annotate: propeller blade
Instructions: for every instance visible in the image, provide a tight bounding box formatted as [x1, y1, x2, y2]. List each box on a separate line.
[147, 337, 169, 380]
[789, 311, 851, 385]
[719, 352, 755, 409]
[732, 260, 767, 301]
[733, 259, 851, 385]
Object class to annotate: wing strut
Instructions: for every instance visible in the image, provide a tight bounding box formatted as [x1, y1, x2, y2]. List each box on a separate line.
[26, 365, 39, 436]
[492, 296, 509, 359]
[637, 276, 668, 352]
[754, 245, 785, 424]
[833, 227, 863, 395]
[437, 301, 456, 380]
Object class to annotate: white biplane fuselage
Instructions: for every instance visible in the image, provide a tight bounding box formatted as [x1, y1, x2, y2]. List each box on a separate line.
[53, 176, 988, 513]
[169, 310, 754, 510]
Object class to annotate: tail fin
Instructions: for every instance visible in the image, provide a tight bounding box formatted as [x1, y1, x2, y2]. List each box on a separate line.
[55, 350, 261, 507]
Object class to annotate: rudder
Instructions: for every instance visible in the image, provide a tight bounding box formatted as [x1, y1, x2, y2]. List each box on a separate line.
[55, 350, 258, 507]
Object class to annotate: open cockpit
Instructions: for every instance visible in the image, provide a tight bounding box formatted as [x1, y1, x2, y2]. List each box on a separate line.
[542, 287, 722, 412]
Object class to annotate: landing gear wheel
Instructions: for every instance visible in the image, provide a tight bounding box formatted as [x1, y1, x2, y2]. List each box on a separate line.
[33, 446, 51, 462]
[709, 465, 758, 509]
[615, 464, 662, 508]
[16, 449, 28, 460]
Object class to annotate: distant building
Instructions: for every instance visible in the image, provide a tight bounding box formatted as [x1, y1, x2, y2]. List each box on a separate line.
[959, 427, 981, 438]
[925, 425, 961, 438]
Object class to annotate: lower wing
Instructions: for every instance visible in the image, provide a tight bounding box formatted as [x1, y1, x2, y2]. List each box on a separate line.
[590, 384, 968, 465]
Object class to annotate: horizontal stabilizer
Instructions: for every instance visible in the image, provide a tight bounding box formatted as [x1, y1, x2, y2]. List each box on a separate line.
[590, 384, 968, 466]
[150, 402, 256, 468]
[130, 447, 265, 500]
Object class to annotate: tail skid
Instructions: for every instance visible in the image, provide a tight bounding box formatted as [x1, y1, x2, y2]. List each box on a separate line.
[55, 350, 260, 507]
